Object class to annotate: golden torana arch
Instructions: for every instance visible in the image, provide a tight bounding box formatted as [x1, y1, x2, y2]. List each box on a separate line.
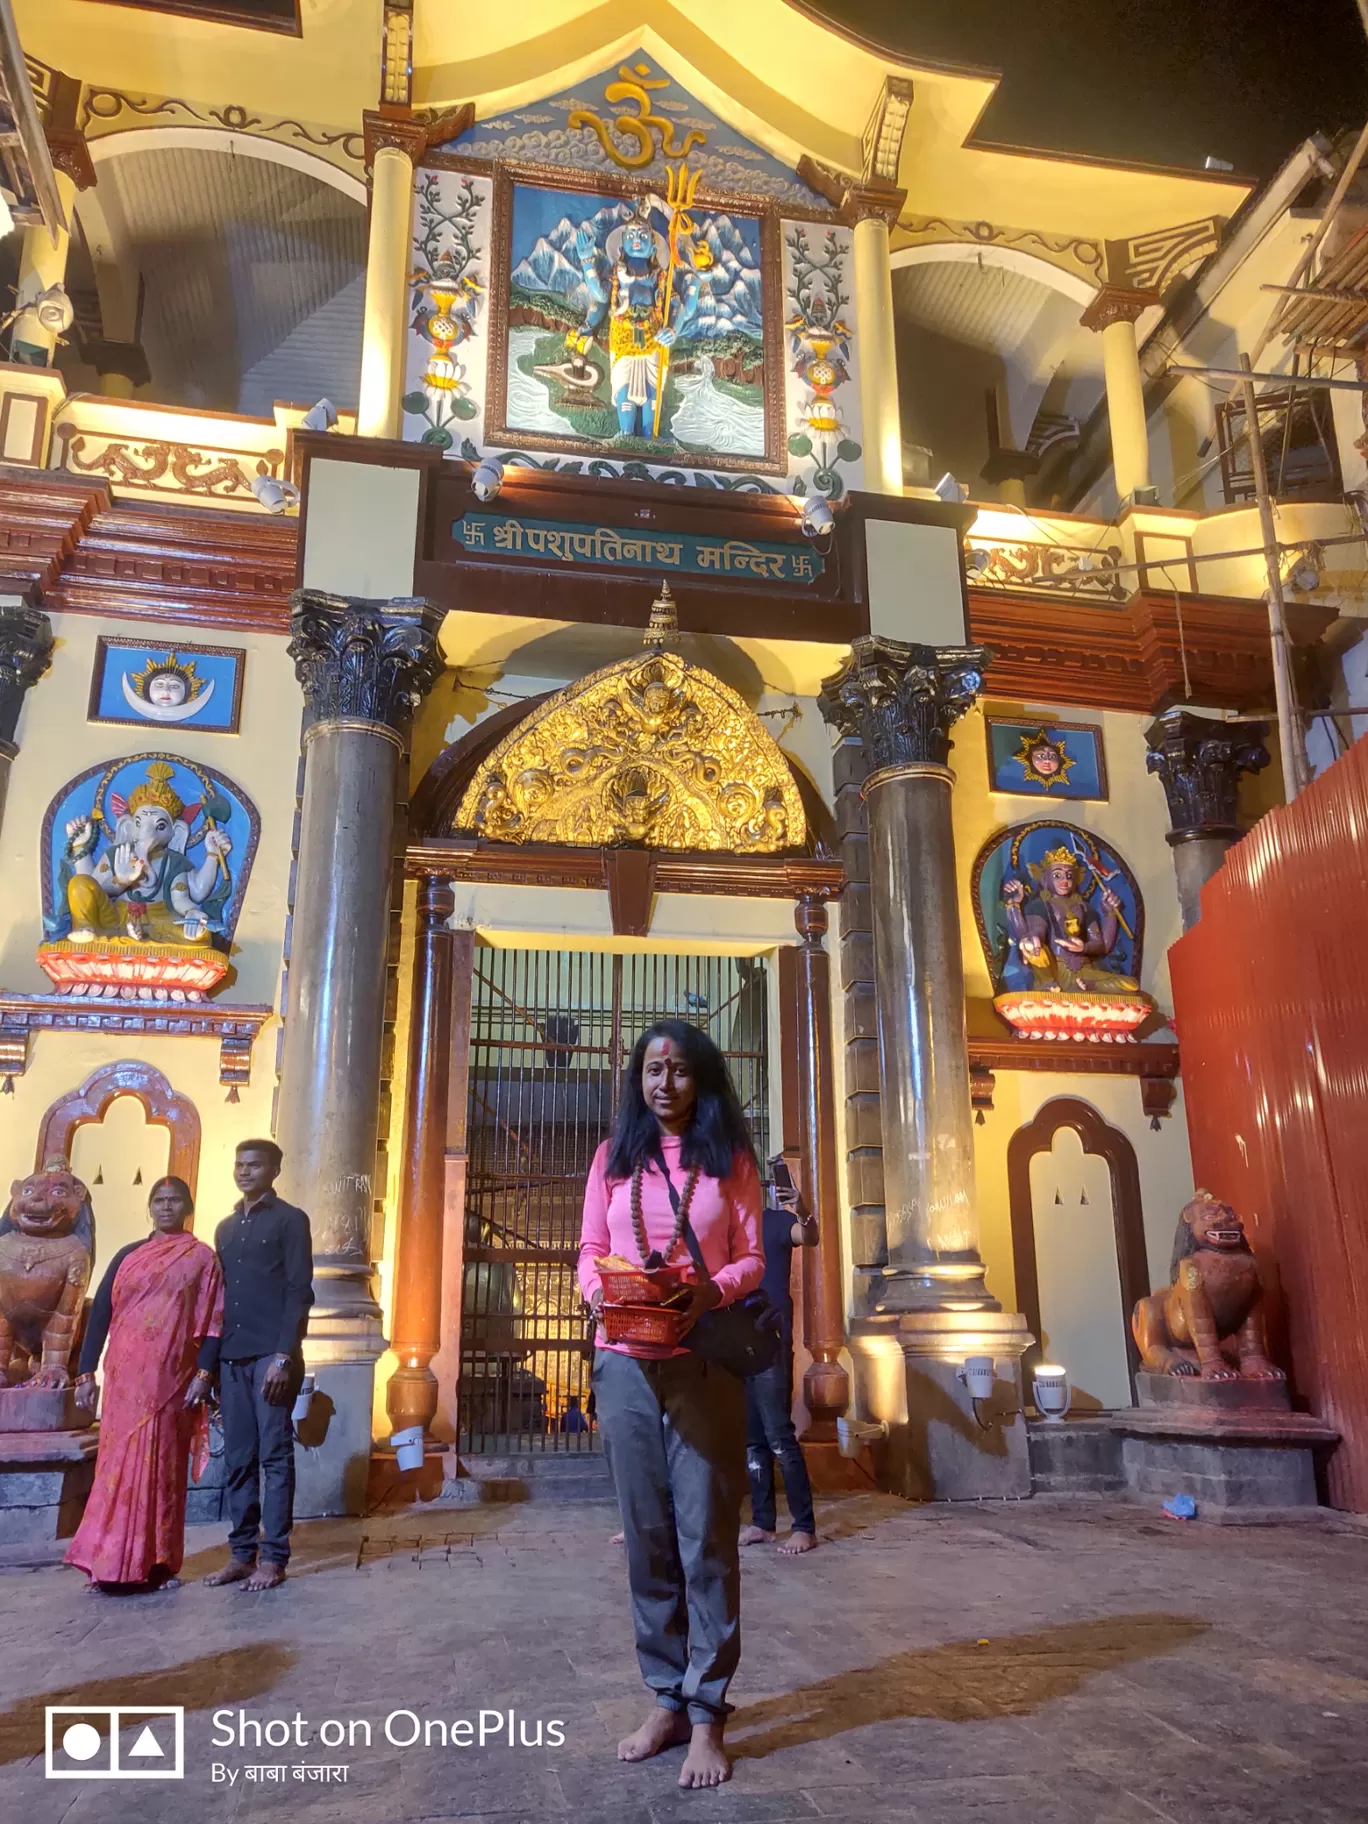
[456, 587, 806, 853]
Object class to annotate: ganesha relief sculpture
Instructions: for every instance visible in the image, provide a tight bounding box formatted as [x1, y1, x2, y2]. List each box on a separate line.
[0, 1163, 95, 1399]
[1132, 1191, 1285, 1383]
[38, 754, 258, 1002]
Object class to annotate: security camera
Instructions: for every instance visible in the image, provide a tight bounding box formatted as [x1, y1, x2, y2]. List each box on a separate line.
[250, 473, 301, 514]
[471, 457, 504, 503]
[799, 494, 834, 539]
[300, 398, 338, 432]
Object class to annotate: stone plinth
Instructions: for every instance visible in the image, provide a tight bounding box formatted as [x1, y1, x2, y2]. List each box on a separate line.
[850, 1311, 1034, 1502]
[0, 1429, 97, 1542]
[1027, 1375, 1338, 1512]
[0, 1385, 89, 1431]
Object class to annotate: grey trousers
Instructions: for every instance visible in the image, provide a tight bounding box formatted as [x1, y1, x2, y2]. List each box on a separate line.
[593, 1348, 746, 1725]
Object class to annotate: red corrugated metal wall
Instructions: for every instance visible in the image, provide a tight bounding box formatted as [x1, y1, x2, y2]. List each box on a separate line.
[1169, 735, 1368, 1511]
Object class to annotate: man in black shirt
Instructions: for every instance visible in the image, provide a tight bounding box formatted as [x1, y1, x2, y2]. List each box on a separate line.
[202, 1139, 313, 1593]
[740, 1172, 819, 1555]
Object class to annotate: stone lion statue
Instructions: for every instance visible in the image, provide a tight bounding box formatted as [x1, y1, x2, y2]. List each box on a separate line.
[0, 1161, 96, 1389]
[1131, 1190, 1284, 1383]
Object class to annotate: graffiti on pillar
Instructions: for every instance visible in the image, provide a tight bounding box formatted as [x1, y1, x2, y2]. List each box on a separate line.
[38, 754, 260, 1003]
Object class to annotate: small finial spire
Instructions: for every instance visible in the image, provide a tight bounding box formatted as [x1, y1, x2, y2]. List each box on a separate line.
[643, 579, 679, 649]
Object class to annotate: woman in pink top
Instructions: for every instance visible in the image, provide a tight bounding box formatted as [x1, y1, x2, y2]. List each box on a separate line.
[579, 1020, 763, 1790]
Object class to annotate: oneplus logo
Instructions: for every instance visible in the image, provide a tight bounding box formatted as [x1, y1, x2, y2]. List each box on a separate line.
[45, 1706, 185, 1779]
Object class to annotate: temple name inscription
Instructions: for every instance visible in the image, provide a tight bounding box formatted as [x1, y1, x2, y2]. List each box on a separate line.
[451, 513, 823, 582]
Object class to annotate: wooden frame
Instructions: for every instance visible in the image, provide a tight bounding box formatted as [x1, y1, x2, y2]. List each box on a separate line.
[87, 634, 246, 734]
[480, 159, 786, 474]
[0, 391, 48, 466]
[35, 1059, 202, 1203]
[1006, 1096, 1150, 1399]
[983, 713, 1109, 801]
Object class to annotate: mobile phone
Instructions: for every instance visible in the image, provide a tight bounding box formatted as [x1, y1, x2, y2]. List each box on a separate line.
[769, 1156, 796, 1197]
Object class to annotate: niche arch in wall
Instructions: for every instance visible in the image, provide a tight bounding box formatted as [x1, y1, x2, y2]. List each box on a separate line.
[1007, 1095, 1149, 1405]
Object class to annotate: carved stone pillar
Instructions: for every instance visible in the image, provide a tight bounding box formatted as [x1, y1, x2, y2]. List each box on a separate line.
[1145, 709, 1270, 929]
[792, 896, 849, 1439]
[278, 590, 444, 1514]
[1080, 285, 1161, 506]
[821, 635, 1032, 1501]
[832, 731, 886, 1285]
[0, 605, 54, 832]
[385, 875, 456, 1439]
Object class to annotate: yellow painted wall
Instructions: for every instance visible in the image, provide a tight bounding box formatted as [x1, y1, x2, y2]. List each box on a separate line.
[0, 612, 299, 1292]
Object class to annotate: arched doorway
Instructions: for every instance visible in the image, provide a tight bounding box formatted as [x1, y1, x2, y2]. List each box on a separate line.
[1007, 1097, 1149, 1408]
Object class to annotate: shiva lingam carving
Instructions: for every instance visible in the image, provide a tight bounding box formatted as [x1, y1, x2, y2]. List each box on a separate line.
[0, 1162, 95, 1402]
[1132, 1191, 1284, 1382]
[997, 844, 1155, 1042]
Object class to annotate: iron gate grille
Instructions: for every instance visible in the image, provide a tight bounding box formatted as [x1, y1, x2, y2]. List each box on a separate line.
[457, 948, 770, 1454]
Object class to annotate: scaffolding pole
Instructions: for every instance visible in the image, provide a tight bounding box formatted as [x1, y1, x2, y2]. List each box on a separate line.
[1239, 353, 1310, 801]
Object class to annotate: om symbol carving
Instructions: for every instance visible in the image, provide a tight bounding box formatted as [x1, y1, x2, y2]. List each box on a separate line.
[569, 61, 708, 170]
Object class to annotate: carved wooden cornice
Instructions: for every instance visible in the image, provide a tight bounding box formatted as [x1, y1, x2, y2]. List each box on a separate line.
[795, 154, 905, 226]
[968, 585, 1336, 715]
[44, 125, 96, 192]
[363, 103, 475, 171]
[0, 993, 273, 1096]
[1079, 284, 1162, 333]
[406, 837, 845, 903]
[966, 997, 1180, 1125]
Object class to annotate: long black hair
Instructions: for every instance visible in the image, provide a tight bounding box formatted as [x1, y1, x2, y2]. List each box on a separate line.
[606, 1020, 757, 1182]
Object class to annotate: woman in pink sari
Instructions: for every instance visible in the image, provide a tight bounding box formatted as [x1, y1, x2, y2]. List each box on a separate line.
[67, 1176, 223, 1592]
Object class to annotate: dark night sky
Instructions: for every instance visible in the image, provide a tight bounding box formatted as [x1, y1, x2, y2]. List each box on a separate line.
[806, 0, 1368, 179]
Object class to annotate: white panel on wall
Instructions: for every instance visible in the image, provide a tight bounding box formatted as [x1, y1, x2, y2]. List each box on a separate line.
[1029, 1126, 1132, 1410]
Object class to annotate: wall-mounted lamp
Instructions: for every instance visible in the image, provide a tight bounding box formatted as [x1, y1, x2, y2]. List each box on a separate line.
[1032, 1363, 1071, 1422]
[250, 473, 301, 515]
[472, 457, 505, 503]
[964, 546, 990, 576]
[836, 1415, 889, 1459]
[934, 471, 968, 504]
[957, 1354, 998, 1430]
[799, 494, 834, 540]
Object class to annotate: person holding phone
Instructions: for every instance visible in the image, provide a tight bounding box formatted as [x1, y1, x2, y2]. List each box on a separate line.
[739, 1157, 819, 1554]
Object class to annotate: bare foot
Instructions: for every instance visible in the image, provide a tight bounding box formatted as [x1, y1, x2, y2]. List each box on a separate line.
[609, 1532, 624, 1545]
[203, 1558, 256, 1587]
[241, 1562, 286, 1592]
[617, 1708, 690, 1762]
[679, 1721, 730, 1788]
[778, 1530, 817, 1555]
[738, 1525, 775, 1546]
[151, 1575, 183, 1591]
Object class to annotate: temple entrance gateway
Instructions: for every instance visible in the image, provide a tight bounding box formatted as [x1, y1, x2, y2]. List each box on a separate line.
[456, 945, 770, 1455]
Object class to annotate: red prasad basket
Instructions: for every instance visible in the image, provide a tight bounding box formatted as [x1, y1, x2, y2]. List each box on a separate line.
[600, 1302, 693, 1348]
[594, 1259, 695, 1306]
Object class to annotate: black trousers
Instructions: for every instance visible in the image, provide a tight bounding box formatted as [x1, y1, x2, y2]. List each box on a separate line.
[745, 1350, 816, 1536]
[593, 1348, 746, 1724]
[220, 1355, 300, 1566]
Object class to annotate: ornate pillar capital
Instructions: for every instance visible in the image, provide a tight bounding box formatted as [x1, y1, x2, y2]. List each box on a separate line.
[819, 636, 990, 773]
[45, 126, 96, 193]
[1144, 708, 1270, 841]
[0, 604, 55, 750]
[1080, 283, 1162, 333]
[288, 592, 445, 737]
